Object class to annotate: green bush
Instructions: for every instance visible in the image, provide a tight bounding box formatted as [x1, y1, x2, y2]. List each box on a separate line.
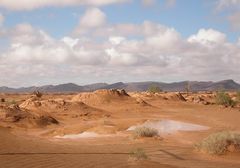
[215, 91, 236, 107]
[148, 84, 162, 93]
[129, 148, 148, 160]
[133, 126, 158, 138]
[195, 131, 240, 155]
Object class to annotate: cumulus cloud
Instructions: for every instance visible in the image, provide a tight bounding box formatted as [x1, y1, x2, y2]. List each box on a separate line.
[75, 7, 107, 34]
[2, 25, 108, 65]
[0, 0, 129, 10]
[109, 36, 126, 45]
[188, 28, 227, 45]
[1, 8, 240, 86]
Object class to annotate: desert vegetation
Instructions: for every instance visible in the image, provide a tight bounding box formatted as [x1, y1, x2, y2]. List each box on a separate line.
[196, 131, 240, 155]
[133, 126, 158, 138]
[129, 148, 148, 161]
[148, 84, 162, 93]
[215, 91, 236, 107]
[1, 90, 240, 168]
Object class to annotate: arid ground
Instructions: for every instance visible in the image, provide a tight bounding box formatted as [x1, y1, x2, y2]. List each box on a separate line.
[0, 90, 240, 168]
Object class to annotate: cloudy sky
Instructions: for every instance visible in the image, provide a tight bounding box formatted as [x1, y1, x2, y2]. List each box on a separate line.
[0, 0, 240, 87]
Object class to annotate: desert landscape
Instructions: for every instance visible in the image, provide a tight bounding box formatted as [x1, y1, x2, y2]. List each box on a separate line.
[0, 88, 240, 168]
[1, 0, 240, 167]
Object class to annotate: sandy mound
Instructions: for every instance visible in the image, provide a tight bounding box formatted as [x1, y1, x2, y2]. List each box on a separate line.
[19, 97, 108, 119]
[130, 92, 188, 102]
[164, 92, 186, 101]
[184, 93, 216, 105]
[129, 92, 168, 101]
[20, 97, 65, 110]
[135, 97, 151, 106]
[72, 89, 130, 106]
[186, 95, 211, 105]
[0, 104, 58, 127]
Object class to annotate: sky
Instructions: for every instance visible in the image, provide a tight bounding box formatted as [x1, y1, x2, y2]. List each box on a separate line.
[0, 0, 240, 87]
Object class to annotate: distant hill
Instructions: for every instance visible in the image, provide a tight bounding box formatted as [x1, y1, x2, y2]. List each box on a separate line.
[0, 80, 240, 93]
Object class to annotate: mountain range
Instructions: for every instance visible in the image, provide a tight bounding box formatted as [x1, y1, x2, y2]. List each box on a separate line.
[0, 80, 240, 93]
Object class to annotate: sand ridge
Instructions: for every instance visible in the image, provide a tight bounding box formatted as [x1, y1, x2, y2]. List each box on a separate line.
[0, 90, 240, 168]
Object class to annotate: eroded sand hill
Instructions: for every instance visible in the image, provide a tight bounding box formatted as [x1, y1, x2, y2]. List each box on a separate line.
[0, 90, 240, 168]
[0, 104, 58, 128]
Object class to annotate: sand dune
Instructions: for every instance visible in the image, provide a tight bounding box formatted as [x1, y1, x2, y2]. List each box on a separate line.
[0, 90, 240, 167]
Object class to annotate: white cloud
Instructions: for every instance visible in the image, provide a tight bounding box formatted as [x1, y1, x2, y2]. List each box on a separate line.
[1, 9, 240, 86]
[0, 0, 129, 10]
[109, 36, 125, 45]
[80, 7, 106, 28]
[75, 7, 106, 34]
[62, 37, 79, 48]
[188, 29, 227, 45]
[105, 48, 139, 65]
[145, 27, 182, 51]
[9, 23, 54, 45]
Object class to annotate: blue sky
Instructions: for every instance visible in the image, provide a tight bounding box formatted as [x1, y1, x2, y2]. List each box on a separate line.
[1, 0, 238, 40]
[0, 0, 240, 86]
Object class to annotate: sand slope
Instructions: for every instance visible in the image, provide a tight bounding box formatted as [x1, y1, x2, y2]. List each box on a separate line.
[0, 91, 240, 168]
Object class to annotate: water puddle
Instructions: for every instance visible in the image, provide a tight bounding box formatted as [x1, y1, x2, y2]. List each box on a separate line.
[55, 132, 111, 139]
[127, 119, 209, 134]
[55, 120, 209, 139]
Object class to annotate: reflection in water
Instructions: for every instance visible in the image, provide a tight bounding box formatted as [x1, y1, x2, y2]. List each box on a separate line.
[127, 119, 209, 134]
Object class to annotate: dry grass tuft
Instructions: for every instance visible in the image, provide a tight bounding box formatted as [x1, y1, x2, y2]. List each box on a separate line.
[129, 148, 148, 161]
[133, 126, 158, 138]
[195, 131, 240, 155]
[215, 91, 236, 107]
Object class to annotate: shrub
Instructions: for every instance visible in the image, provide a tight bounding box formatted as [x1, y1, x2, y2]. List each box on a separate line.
[129, 148, 148, 160]
[0, 98, 5, 102]
[134, 126, 158, 138]
[195, 131, 240, 155]
[215, 91, 236, 107]
[148, 84, 162, 93]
